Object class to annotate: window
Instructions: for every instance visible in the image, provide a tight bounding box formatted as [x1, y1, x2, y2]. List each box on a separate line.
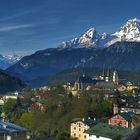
[84, 135, 86, 138]
[79, 128, 81, 131]
[74, 127, 76, 130]
[79, 134, 81, 137]
[74, 133, 76, 137]
[96, 135, 99, 138]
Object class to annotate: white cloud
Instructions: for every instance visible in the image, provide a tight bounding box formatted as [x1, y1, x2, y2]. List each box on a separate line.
[0, 24, 34, 32]
[0, 10, 32, 22]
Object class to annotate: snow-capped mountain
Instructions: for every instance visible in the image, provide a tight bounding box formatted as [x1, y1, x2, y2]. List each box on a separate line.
[58, 18, 140, 49]
[58, 28, 115, 49]
[0, 54, 22, 70]
[3, 54, 21, 63]
[114, 18, 140, 41]
[5, 18, 140, 86]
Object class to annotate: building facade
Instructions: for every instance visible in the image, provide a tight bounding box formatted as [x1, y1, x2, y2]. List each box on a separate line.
[70, 118, 97, 140]
[108, 112, 133, 128]
[113, 71, 119, 85]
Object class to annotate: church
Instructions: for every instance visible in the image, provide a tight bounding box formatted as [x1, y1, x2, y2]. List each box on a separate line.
[74, 70, 119, 92]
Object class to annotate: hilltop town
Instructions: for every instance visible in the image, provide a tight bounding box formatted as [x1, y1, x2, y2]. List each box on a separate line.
[0, 69, 139, 140]
[0, 0, 140, 140]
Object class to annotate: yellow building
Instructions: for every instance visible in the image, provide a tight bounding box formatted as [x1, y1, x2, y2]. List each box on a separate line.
[127, 85, 139, 91]
[70, 117, 96, 140]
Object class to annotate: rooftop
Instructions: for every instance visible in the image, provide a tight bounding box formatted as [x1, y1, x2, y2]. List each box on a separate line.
[94, 81, 116, 88]
[76, 75, 94, 84]
[0, 120, 27, 134]
[118, 112, 133, 121]
[71, 117, 98, 127]
[85, 123, 131, 139]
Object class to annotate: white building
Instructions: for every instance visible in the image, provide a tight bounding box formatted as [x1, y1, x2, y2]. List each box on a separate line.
[3, 95, 18, 101]
[87, 135, 112, 140]
[113, 71, 119, 85]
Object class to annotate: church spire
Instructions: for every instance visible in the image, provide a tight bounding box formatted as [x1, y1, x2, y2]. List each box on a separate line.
[105, 68, 110, 82]
[107, 68, 109, 76]
[101, 64, 105, 80]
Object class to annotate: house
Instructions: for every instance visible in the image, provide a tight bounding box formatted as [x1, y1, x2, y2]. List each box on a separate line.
[70, 117, 97, 140]
[120, 106, 140, 115]
[85, 123, 131, 140]
[117, 85, 127, 92]
[2, 95, 18, 101]
[108, 112, 133, 128]
[119, 95, 140, 115]
[0, 99, 4, 106]
[127, 85, 139, 91]
[0, 120, 27, 140]
[132, 88, 140, 96]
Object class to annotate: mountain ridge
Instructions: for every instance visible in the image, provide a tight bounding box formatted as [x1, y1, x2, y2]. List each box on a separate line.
[6, 42, 140, 83]
[0, 54, 22, 70]
[5, 18, 140, 86]
[58, 18, 140, 49]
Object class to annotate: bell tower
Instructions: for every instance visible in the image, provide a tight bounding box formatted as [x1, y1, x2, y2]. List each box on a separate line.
[113, 70, 119, 85]
[105, 69, 110, 82]
[113, 97, 119, 115]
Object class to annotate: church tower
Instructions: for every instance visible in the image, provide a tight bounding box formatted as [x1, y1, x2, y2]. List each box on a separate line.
[99, 65, 105, 80]
[105, 69, 110, 82]
[113, 98, 119, 115]
[113, 71, 119, 85]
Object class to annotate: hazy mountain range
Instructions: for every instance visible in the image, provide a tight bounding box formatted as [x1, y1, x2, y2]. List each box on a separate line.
[0, 54, 21, 70]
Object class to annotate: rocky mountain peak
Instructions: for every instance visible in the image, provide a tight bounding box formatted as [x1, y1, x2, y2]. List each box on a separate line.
[58, 28, 112, 49]
[114, 18, 140, 41]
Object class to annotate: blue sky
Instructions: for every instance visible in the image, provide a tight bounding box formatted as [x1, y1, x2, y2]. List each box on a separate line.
[0, 0, 140, 56]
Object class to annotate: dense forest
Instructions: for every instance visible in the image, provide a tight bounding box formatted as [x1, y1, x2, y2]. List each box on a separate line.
[0, 70, 25, 93]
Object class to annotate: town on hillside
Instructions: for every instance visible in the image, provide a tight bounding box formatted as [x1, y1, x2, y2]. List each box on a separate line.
[0, 69, 139, 140]
[0, 0, 140, 140]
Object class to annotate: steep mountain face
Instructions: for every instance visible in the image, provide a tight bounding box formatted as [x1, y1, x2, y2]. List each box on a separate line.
[0, 54, 21, 70]
[58, 28, 115, 49]
[6, 48, 98, 81]
[6, 42, 140, 84]
[0, 69, 25, 93]
[114, 18, 140, 41]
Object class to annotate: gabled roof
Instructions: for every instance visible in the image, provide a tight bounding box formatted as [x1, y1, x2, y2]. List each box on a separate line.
[119, 112, 133, 121]
[0, 120, 27, 134]
[111, 112, 133, 122]
[71, 117, 98, 127]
